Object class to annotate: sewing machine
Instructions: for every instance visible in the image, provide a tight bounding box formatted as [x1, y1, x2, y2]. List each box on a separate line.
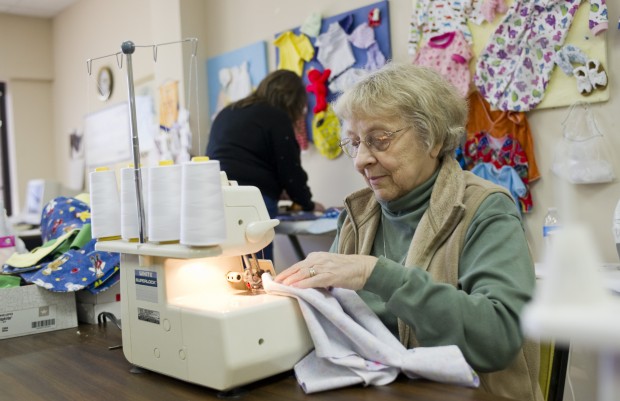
[95, 175, 313, 391]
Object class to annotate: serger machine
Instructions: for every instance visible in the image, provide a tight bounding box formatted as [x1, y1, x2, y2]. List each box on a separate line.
[95, 174, 313, 391]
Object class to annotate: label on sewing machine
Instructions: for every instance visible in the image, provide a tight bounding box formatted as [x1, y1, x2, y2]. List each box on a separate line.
[135, 270, 158, 303]
[137, 307, 160, 325]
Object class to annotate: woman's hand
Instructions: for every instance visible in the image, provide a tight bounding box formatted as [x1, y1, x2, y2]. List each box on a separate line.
[274, 251, 378, 290]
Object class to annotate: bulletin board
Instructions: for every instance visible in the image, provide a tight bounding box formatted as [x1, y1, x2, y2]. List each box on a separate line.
[276, 0, 392, 139]
[467, 0, 609, 110]
[84, 96, 156, 169]
[206, 41, 269, 120]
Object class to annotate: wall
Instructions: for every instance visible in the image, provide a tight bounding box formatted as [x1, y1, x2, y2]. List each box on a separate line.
[52, 0, 154, 193]
[0, 13, 54, 213]
[202, 0, 620, 270]
[3, 0, 619, 267]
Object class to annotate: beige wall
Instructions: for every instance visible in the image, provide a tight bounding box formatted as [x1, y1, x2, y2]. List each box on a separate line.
[0, 14, 54, 212]
[2, 0, 620, 267]
[10, 79, 55, 206]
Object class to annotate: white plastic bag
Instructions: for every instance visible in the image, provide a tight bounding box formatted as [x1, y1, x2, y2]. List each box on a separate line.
[552, 101, 615, 184]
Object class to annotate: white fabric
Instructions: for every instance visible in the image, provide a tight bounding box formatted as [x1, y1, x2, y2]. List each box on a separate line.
[262, 274, 479, 394]
[315, 22, 356, 79]
[328, 68, 368, 94]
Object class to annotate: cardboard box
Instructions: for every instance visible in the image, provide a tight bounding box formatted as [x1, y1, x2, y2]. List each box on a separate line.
[76, 300, 121, 324]
[0, 284, 77, 339]
[76, 282, 121, 324]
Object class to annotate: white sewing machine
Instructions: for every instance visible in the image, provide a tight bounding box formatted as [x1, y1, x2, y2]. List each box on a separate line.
[95, 176, 313, 391]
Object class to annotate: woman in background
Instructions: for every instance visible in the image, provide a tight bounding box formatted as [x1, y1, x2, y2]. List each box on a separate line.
[207, 70, 325, 262]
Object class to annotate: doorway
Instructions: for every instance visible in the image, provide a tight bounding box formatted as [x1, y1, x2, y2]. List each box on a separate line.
[0, 82, 12, 215]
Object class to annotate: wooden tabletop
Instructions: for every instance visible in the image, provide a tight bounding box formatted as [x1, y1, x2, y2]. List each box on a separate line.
[0, 323, 515, 401]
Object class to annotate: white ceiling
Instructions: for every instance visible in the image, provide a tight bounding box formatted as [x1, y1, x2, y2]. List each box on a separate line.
[0, 0, 78, 18]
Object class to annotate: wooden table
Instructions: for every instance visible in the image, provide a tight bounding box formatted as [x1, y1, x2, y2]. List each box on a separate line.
[0, 323, 515, 401]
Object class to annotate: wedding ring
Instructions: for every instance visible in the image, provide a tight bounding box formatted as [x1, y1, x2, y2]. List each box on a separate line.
[309, 267, 317, 278]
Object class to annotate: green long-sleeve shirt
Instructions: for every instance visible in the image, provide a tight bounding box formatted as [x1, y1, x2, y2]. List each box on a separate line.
[330, 172, 535, 373]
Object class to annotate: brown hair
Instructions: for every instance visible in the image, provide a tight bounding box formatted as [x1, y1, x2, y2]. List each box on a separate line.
[232, 69, 307, 122]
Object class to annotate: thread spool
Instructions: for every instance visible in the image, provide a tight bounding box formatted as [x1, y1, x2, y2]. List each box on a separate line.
[148, 160, 182, 243]
[180, 157, 227, 246]
[120, 165, 149, 241]
[89, 167, 121, 240]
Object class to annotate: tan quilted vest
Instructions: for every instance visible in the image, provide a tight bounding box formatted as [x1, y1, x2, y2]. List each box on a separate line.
[338, 158, 543, 401]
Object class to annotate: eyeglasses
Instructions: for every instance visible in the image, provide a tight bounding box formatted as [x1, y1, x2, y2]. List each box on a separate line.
[338, 127, 409, 158]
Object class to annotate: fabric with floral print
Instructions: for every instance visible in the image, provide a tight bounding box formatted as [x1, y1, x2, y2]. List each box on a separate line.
[408, 0, 485, 59]
[474, 0, 608, 111]
[464, 131, 533, 213]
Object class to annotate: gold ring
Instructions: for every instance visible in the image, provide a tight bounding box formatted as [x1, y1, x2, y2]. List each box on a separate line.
[309, 267, 317, 278]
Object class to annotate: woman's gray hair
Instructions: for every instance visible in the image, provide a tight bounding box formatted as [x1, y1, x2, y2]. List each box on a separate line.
[333, 62, 468, 159]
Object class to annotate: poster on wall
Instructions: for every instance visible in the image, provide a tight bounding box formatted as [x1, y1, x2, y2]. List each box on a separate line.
[83, 97, 156, 169]
[206, 41, 269, 121]
[274, 0, 391, 141]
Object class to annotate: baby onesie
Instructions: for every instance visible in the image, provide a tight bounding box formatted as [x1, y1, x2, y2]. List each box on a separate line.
[466, 90, 540, 181]
[316, 22, 356, 79]
[471, 163, 527, 213]
[413, 31, 472, 98]
[274, 31, 315, 76]
[408, 0, 484, 59]
[464, 131, 533, 213]
[474, 0, 608, 111]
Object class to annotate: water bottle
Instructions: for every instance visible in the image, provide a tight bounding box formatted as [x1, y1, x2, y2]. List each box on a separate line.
[542, 207, 561, 256]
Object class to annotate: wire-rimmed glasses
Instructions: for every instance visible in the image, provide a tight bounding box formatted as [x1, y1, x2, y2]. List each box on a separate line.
[338, 127, 409, 158]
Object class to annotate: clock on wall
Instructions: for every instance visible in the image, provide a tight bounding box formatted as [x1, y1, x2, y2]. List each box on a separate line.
[97, 66, 114, 101]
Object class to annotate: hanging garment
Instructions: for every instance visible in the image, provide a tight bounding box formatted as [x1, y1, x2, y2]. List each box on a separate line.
[328, 68, 368, 94]
[364, 42, 386, 71]
[474, 0, 608, 111]
[471, 163, 527, 214]
[274, 31, 315, 76]
[480, 0, 508, 22]
[312, 106, 342, 159]
[464, 132, 533, 213]
[348, 22, 376, 49]
[306, 68, 331, 114]
[408, 0, 485, 59]
[301, 12, 322, 38]
[316, 22, 356, 79]
[466, 90, 540, 182]
[413, 31, 473, 98]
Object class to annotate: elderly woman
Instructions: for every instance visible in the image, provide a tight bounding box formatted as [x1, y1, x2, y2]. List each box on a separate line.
[276, 63, 542, 401]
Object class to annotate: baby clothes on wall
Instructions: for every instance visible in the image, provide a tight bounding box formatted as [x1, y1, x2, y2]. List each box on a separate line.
[408, 0, 484, 60]
[474, 0, 608, 112]
[466, 91, 540, 182]
[316, 22, 356, 79]
[413, 31, 473, 98]
[274, 31, 315, 76]
[348, 22, 387, 71]
[464, 132, 533, 213]
[471, 163, 527, 213]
